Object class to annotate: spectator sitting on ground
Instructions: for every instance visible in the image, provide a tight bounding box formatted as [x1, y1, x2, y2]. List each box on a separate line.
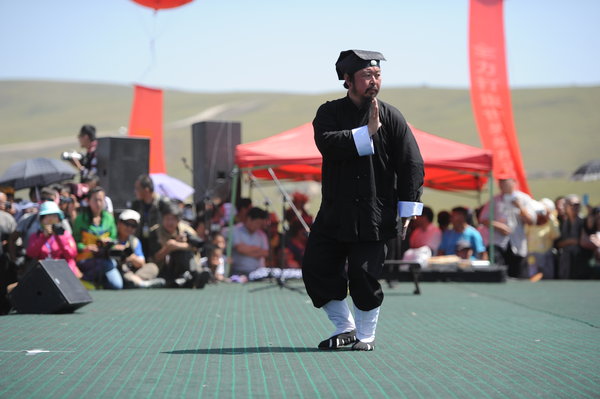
[10, 187, 72, 274]
[208, 231, 229, 281]
[0, 191, 17, 315]
[455, 240, 474, 260]
[58, 188, 79, 226]
[72, 187, 122, 289]
[230, 207, 269, 282]
[438, 206, 488, 260]
[0, 191, 17, 260]
[191, 216, 209, 244]
[234, 197, 252, 225]
[286, 223, 307, 269]
[26, 201, 82, 278]
[437, 210, 451, 233]
[525, 200, 560, 281]
[209, 199, 227, 232]
[201, 243, 228, 283]
[0, 187, 16, 216]
[131, 174, 171, 256]
[145, 203, 202, 288]
[284, 192, 314, 230]
[409, 206, 442, 253]
[113, 209, 164, 288]
[79, 173, 113, 213]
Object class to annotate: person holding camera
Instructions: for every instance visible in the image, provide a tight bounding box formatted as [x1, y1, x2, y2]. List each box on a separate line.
[25, 201, 81, 278]
[64, 124, 98, 181]
[146, 203, 202, 288]
[113, 209, 164, 288]
[72, 187, 122, 289]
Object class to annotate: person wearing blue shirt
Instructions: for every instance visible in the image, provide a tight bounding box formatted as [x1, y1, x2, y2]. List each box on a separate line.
[438, 207, 488, 260]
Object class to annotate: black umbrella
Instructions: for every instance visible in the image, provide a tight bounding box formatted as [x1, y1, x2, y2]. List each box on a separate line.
[571, 159, 600, 182]
[0, 157, 77, 190]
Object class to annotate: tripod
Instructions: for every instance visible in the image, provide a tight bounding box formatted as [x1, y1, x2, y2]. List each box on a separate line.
[246, 171, 307, 293]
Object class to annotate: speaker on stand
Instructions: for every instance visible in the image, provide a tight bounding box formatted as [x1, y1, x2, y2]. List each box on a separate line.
[96, 136, 150, 211]
[191, 121, 241, 205]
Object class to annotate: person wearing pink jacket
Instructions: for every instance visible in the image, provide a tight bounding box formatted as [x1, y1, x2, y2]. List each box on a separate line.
[26, 201, 82, 278]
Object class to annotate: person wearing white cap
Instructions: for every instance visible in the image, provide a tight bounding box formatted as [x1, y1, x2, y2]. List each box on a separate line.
[302, 49, 425, 351]
[113, 209, 165, 288]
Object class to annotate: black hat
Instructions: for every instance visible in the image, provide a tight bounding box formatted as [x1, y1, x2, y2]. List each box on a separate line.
[335, 49, 386, 80]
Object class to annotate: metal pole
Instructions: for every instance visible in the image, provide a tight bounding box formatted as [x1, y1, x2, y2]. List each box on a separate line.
[267, 168, 311, 233]
[225, 166, 240, 277]
[488, 171, 495, 264]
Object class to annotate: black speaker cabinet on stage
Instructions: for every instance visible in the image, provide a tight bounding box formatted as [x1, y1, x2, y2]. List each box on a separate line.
[97, 136, 149, 210]
[9, 260, 93, 314]
[192, 121, 241, 204]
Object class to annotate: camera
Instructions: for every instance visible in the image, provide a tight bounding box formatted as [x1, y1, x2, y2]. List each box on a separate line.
[108, 245, 133, 260]
[51, 223, 65, 235]
[185, 233, 205, 250]
[60, 196, 74, 204]
[94, 239, 117, 259]
[61, 151, 83, 161]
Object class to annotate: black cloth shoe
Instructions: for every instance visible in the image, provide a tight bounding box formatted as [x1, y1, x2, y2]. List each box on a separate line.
[352, 341, 375, 351]
[318, 330, 356, 350]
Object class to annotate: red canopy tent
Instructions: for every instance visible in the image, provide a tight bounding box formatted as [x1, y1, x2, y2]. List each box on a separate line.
[235, 123, 492, 192]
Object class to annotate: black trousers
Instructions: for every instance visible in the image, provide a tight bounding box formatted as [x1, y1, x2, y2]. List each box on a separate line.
[491, 245, 526, 278]
[302, 230, 387, 311]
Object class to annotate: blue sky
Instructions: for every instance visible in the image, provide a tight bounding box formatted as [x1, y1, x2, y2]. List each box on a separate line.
[1, 0, 599, 93]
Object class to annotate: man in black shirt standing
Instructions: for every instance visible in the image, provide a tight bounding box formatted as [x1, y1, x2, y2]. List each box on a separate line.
[302, 50, 424, 351]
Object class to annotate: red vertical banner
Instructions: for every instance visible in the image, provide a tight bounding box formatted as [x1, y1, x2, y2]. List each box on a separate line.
[128, 85, 166, 174]
[469, 0, 530, 194]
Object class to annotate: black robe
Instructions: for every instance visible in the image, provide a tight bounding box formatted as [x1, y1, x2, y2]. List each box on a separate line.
[311, 95, 424, 242]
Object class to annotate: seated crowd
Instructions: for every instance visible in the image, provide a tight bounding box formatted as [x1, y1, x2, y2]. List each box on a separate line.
[1, 170, 599, 313]
[0, 173, 313, 310]
[401, 177, 600, 281]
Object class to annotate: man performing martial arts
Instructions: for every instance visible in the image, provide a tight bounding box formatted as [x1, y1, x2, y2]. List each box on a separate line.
[302, 49, 425, 351]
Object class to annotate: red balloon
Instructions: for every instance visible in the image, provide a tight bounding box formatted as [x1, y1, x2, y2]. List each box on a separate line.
[132, 0, 193, 10]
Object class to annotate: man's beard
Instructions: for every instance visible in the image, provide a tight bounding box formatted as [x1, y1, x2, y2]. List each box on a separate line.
[351, 85, 379, 108]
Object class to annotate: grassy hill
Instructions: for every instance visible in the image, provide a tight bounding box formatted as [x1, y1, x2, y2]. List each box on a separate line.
[1, 80, 599, 213]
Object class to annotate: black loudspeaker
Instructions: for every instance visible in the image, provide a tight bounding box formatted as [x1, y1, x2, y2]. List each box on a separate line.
[9, 260, 93, 314]
[192, 121, 241, 204]
[97, 136, 150, 210]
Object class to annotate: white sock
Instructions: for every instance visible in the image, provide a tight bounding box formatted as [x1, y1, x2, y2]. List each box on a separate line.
[354, 305, 380, 343]
[323, 299, 356, 336]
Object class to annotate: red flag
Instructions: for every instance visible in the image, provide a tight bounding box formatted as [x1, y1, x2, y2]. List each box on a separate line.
[128, 85, 166, 174]
[469, 0, 530, 194]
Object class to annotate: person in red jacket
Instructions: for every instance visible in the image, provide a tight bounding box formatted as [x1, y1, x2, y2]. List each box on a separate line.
[26, 201, 82, 278]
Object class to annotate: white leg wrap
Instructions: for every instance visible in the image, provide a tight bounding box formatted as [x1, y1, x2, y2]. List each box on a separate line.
[354, 305, 380, 343]
[323, 299, 356, 336]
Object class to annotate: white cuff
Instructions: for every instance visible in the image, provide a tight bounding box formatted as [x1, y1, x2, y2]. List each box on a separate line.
[351, 125, 374, 156]
[398, 201, 423, 217]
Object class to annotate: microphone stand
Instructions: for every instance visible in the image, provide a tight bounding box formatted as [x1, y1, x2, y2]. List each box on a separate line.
[245, 171, 305, 294]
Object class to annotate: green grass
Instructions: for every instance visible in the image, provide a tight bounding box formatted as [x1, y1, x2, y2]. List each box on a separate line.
[1, 80, 599, 207]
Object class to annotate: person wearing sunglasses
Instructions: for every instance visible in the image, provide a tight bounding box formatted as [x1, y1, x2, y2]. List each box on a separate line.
[113, 210, 164, 288]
